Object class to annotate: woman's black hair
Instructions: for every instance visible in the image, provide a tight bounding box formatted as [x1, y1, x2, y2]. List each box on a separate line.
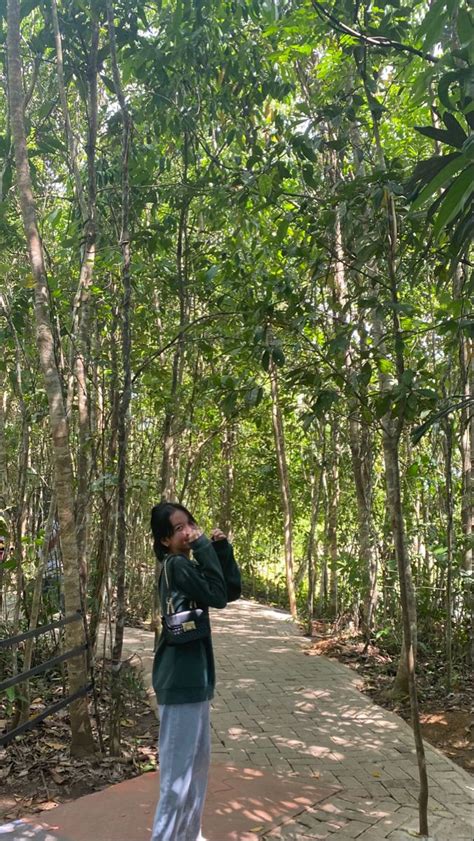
[150, 501, 196, 561]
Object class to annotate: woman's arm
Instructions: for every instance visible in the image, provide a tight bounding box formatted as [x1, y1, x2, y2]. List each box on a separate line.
[210, 537, 242, 602]
[170, 534, 227, 608]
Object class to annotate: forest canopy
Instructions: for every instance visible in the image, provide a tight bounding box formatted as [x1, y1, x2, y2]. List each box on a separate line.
[0, 0, 472, 758]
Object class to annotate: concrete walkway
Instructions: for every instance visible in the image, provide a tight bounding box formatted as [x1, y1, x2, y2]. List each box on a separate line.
[2, 599, 473, 841]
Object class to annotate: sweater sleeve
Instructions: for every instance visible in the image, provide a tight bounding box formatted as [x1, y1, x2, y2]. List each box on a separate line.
[169, 535, 227, 609]
[211, 539, 242, 602]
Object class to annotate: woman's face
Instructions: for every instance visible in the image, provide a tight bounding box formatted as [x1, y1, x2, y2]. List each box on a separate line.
[162, 509, 196, 556]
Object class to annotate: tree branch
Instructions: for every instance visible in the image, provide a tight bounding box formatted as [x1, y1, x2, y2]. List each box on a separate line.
[310, 0, 438, 64]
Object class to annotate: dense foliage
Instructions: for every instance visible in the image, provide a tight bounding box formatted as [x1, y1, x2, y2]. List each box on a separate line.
[0, 0, 472, 717]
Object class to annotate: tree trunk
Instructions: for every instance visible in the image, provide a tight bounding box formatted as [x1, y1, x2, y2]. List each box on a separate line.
[19, 494, 56, 724]
[349, 407, 376, 638]
[0, 374, 7, 512]
[454, 264, 473, 666]
[51, 0, 99, 595]
[269, 355, 297, 619]
[330, 176, 376, 635]
[89, 319, 119, 653]
[218, 423, 234, 539]
[0, 377, 6, 613]
[106, 0, 132, 755]
[443, 420, 454, 691]
[7, 0, 95, 756]
[326, 421, 339, 620]
[383, 429, 428, 835]
[306, 449, 323, 634]
[356, 56, 428, 834]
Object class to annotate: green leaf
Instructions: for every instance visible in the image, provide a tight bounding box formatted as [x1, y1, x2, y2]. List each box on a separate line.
[20, 0, 40, 19]
[456, 8, 473, 48]
[433, 165, 474, 237]
[258, 174, 273, 197]
[414, 124, 463, 149]
[271, 346, 285, 367]
[302, 165, 318, 189]
[261, 349, 270, 372]
[245, 386, 263, 407]
[438, 70, 465, 111]
[221, 393, 237, 417]
[401, 369, 415, 386]
[442, 112, 467, 146]
[313, 389, 339, 416]
[1, 557, 17, 571]
[411, 154, 464, 210]
[418, 0, 445, 48]
[378, 358, 393, 374]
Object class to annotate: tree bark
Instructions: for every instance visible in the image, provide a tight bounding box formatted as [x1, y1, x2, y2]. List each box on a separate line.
[160, 135, 190, 501]
[7, 0, 94, 756]
[355, 53, 428, 834]
[454, 264, 473, 666]
[0, 375, 7, 613]
[19, 494, 56, 724]
[330, 165, 376, 636]
[326, 422, 339, 620]
[269, 354, 297, 619]
[306, 445, 324, 634]
[218, 423, 234, 539]
[382, 428, 428, 835]
[106, 0, 132, 755]
[442, 420, 454, 691]
[51, 0, 99, 594]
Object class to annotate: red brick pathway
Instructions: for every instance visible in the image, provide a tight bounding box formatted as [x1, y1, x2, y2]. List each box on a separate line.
[2, 600, 473, 840]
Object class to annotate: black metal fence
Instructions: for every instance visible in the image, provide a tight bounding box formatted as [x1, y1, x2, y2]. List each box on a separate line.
[0, 611, 92, 746]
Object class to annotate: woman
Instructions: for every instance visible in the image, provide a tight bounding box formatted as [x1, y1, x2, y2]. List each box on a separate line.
[150, 501, 241, 841]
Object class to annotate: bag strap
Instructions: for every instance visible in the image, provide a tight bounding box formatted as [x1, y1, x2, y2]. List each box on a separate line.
[163, 558, 174, 615]
[163, 555, 197, 614]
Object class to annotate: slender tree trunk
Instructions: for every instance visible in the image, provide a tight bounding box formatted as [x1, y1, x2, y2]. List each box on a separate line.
[73, 14, 99, 595]
[326, 421, 339, 620]
[355, 54, 428, 834]
[330, 172, 376, 635]
[269, 355, 297, 619]
[218, 423, 234, 539]
[19, 494, 56, 723]
[443, 420, 454, 691]
[89, 320, 119, 653]
[454, 265, 473, 666]
[106, 0, 132, 755]
[7, 0, 95, 756]
[0, 377, 7, 613]
[383, 429, 428, 835]
[349, 406, 376, 637]
[160, 137, 190, 501]
[0, 374, 6, 512]
[51, 1, 99, 594]
[306, 447, 324, 634]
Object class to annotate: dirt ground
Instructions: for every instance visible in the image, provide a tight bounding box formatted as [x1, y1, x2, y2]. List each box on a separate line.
[308, 627, 473, 775]
[0, 660, 158, 823]
[1, 625, 472, 823]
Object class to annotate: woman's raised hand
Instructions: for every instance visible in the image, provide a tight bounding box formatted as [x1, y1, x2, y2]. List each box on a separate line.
[210, 528, 227, 541]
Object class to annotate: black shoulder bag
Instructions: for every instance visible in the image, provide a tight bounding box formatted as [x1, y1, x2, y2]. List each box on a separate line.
[161, 556, 211, 645]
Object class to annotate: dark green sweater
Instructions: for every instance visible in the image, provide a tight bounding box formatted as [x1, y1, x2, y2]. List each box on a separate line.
[152, 534, 241, 705]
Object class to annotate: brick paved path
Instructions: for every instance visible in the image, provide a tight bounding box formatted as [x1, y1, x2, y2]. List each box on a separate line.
[3, 599, 472, 841]
[206, 599, 473, 840]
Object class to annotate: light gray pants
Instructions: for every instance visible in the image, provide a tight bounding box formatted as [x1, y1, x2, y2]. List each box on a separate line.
[151, 701, 211, 841]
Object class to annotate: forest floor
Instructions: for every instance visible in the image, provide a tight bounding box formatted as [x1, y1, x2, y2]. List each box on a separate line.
[308, 621, 473, 775]
[0, 656, 158, 823]
[1, 618, 472, 825]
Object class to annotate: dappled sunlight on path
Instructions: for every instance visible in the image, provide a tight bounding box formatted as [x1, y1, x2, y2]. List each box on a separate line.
[4, 599, 472, 841]
[208, 600, 473, 840]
